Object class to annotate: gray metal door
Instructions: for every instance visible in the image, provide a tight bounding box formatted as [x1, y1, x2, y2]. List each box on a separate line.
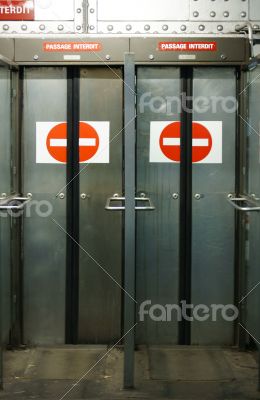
[136, 67, 181, 344]
[23, 68, 67, 345]
[136, 67, 236, 345]
[191, 68, 236, 345]
[78, 68, 123, 343]
[0, 65, 12, 344]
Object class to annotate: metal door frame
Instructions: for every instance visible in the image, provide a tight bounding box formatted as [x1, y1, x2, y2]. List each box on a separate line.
[0, 56, 21, 388]
[0, 56, 248, 390]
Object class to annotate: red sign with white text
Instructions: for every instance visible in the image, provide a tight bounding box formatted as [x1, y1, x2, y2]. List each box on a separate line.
[159, 42, 217, 52]
[0, 0, 34, 20]
[43, 42, 102, 52]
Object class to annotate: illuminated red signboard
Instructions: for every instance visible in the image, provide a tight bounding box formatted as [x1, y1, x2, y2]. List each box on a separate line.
[159, 42, 217, 52]
[0, 0, 34, 21]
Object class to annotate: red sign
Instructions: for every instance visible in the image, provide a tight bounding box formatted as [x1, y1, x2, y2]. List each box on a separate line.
[46, 122, 100, 163]
[159, 42, 217, 52]
[159, 121, 212, 163]
[43, 42, 102, 52]
[0, 0, 34, 20]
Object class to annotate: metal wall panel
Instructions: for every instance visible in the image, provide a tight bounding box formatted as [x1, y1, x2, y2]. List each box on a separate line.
[191, 68, 236, 345]
[88, 0, 260, 34]
[78, 68, 123, 343]
[34, 0, 74, 21]
[136, 67, 180, 344]
[246, 66, 260, 345]
[0, 66, 11, 344]
[249, 0, 260, 21]
[190, 0, 248, 21]
[23, 68, 66, 345]
[96, 0, 189, 21]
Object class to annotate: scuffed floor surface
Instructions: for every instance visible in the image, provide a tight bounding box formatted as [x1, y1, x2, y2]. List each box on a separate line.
[0, 346, 259, 399]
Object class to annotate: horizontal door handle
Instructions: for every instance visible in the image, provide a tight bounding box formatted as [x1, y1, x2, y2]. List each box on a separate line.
[227, 196, 260, 212]
[0, 195, 31, 210]
[105, 195, 155, 211]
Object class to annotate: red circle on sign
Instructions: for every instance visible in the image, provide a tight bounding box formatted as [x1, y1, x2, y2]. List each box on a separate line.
[46, 122, 100, 163]
[159, 121, 212, 163]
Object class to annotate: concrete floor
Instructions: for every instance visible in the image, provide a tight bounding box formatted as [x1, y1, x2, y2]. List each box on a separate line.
[0, 346, 259, 399]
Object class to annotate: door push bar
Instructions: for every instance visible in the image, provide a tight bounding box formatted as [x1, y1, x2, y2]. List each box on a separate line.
[0, 195, 31, 210]
[227, 196, 260, 212]
[105, 194, 155, 211]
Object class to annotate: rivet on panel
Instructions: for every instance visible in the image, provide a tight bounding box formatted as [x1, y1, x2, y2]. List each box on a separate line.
[210, 11, 216, 17]
[223, 11, 229, 17]
[240, 11, 246, 18]
[193, 11, 199, 17]
[217, 25, 223, 31]
[39, 24, 45, 30]
[89, 25, 95, 30]
[162, 24, 168, 31]
[144, 24, 150, 31]
[77, 8, 82, 13]
[199, 24, 205, 31]
[149, 54, 155, 61]
[33, 55, 39, 61]
[105, 54, 111, 60]
[220, 54, 227, 60]
[253, 24, 260, 30]
[89, 8, 95, 13]
[21, 24, 27, 30]
[107, 25, 113, 31]
[3, 24, 9, 30]
[58, 24, 64, 31]
[126, 24, 132, 31]
[76, 25, 82, 30]
[180, 24, 186, 31]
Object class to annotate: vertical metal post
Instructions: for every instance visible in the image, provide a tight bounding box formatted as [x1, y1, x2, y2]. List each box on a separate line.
[66, 67, 80, 344]
[236, 69, 248, 349]
[179, 67, 193, 345]
[123, 53, 136, 389]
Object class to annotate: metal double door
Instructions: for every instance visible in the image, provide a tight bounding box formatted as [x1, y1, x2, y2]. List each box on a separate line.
[22, 65, 236, 345]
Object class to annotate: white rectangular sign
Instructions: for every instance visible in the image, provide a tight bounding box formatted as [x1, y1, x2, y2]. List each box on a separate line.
[150, 121, 222, 164]
[36, 121, 110, 164]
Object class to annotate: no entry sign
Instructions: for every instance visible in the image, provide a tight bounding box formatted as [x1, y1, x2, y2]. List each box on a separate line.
[0, 0, 34, 20]
[150, 121, 222, 164]
[36, 121, 109, 164]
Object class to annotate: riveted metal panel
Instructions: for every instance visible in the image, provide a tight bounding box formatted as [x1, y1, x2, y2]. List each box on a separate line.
[14, 38, 129, 63]
[190, 0, 249, 22]
[130, 37, 248, 63]
[0, 0, 85, 34]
